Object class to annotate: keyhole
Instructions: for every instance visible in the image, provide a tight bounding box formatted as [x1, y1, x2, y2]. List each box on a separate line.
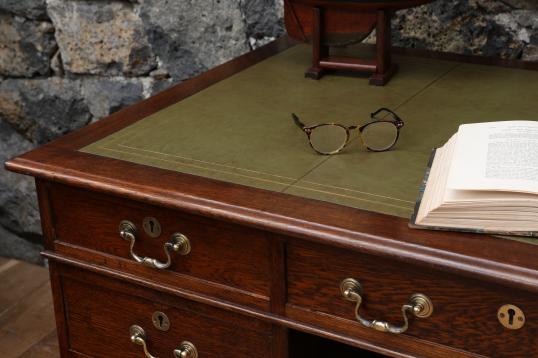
[152, 311, 169, 331]
[143, 217, 161, 238]
[508, 308, 516, 325]
[498, 304, 525, 330]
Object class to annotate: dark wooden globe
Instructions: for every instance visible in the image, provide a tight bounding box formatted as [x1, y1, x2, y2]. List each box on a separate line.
[284, 0, 434, 85]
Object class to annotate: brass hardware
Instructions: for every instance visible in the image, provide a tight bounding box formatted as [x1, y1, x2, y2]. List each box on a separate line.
[143, 217, 162, 238]
[498, 304, 525, 330]
[130, 325, 157, 358]
[119, 221, 191, 269]
[340, 278, 433, 334]
[173, 341, 198, 358]
[152, 311, 170, 331]
[170, 232, 191, 255]
[130, 325, 197, 358]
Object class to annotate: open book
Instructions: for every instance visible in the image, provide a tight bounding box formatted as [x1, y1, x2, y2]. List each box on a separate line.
[410, 121, 538, 236]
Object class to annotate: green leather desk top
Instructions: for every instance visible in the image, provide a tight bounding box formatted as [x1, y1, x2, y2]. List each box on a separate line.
[82, 44, 538, 228]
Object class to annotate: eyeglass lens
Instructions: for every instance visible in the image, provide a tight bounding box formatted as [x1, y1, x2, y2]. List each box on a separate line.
[361, 121, 398, 151]
[309, 124, 348, 154]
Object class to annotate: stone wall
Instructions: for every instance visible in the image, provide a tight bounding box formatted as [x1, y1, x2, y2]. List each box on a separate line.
[0, 0, 537, 264]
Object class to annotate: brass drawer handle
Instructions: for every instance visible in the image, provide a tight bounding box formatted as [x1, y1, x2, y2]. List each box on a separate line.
[130, 325, 158, 358]
[119, 220, 191, 269]
[130, 325, 198, 358]
[340, 278, 433, 334]
[174, 341, 198, 358]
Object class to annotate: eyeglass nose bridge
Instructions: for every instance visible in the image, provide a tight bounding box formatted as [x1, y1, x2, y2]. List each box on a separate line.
[358, 132, 368, 147]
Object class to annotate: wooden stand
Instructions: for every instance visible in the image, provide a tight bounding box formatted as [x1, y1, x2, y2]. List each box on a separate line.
[305, 7, 398, 86]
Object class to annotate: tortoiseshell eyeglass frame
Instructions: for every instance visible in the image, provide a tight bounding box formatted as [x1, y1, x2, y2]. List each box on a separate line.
[292, 108, 404, 155]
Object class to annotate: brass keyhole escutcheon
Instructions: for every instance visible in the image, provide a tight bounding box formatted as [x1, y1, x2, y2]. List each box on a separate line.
[152, 311, 170, 331]
[498, 304, 525, 330]
[143, 217, 162, 238]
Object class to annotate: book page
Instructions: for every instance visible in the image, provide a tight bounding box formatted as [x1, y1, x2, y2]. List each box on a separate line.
[447, 121, 538, 194]
[416, 133, 458, 222]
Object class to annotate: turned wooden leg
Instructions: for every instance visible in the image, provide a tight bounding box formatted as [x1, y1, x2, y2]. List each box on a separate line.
[370, 9, 398, 86]
[305, 7, 328, 80]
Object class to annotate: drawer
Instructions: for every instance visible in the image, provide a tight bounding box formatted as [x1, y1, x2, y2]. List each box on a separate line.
[58, 264, 273, 358]
[48, 183, 272, 310]
[287, 240, 538, 358]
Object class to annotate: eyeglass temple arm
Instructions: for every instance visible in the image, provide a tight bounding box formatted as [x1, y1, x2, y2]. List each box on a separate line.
[371, 107, 401, 121]
[292, 113, 307, 130]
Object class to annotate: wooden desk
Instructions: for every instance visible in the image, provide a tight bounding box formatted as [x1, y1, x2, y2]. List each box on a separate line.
[6, 38, 538, 358]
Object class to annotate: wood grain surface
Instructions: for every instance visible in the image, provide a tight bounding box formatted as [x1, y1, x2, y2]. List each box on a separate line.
[58, 263, 273, 358]
[49, 183, 272, 303]
[0, 258, 59, 358]
[287, 239, 538, 357]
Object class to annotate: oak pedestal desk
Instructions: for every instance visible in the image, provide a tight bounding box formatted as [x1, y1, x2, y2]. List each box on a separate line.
[6, 38, 538, 358]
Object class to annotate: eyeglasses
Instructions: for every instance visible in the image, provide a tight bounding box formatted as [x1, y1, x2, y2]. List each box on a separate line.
[292, 108, 404, 155]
